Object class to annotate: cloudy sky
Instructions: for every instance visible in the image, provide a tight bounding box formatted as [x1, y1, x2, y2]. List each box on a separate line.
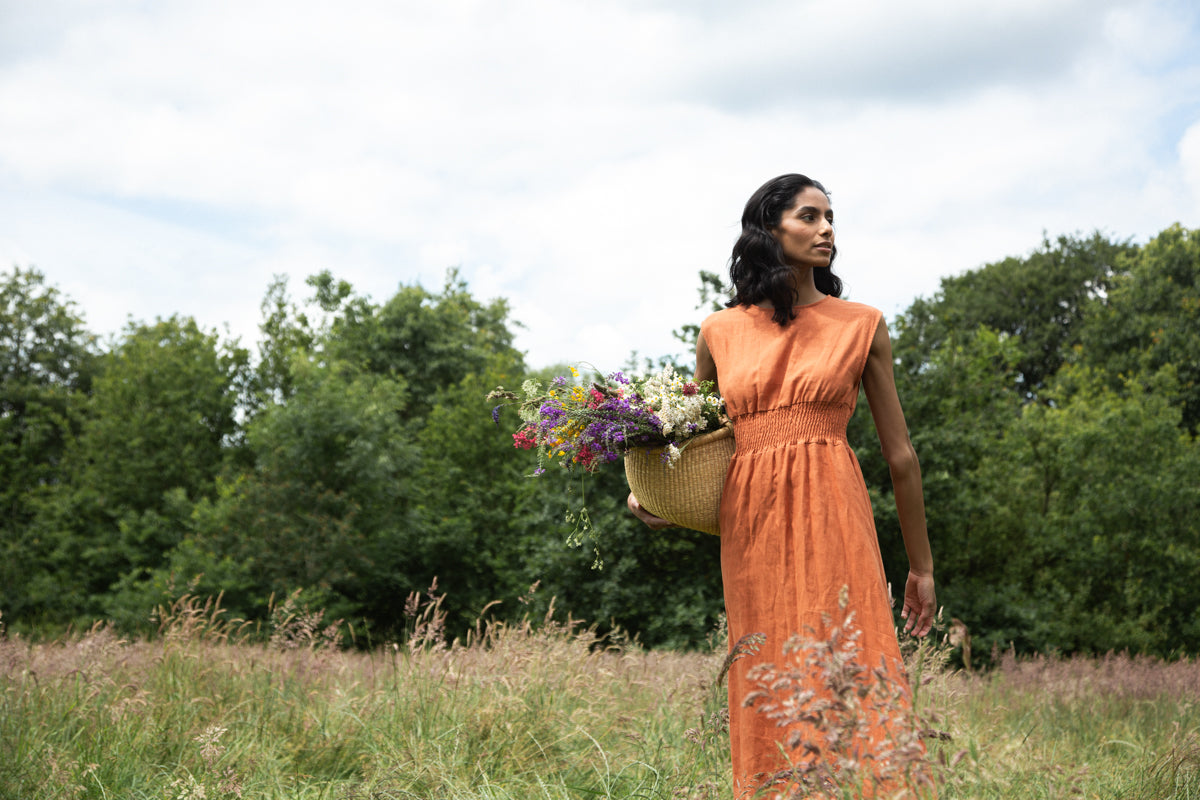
[2, 0, 1199, 370]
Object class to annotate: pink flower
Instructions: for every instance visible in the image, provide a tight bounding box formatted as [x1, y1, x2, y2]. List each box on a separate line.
[682, 382, 698, 396]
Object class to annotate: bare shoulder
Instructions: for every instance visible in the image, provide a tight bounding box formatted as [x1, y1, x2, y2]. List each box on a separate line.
[865, 315, 896, 374]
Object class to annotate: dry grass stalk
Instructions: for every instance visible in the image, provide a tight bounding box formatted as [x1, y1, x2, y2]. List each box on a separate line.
[268, 589, 343, 651]
[152, 592, 254, 645]
[741, 587, 940, 799]
[403, 576, 448, 652]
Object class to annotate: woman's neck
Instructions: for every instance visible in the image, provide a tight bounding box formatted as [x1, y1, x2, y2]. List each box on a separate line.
[753, 268, 824, 310]
[788, 267, 823, 306]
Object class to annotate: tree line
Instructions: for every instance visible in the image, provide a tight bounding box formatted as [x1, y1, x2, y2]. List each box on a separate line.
[2, 223, 1198, 658]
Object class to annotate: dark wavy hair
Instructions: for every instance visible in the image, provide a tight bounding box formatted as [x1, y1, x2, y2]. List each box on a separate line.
[727, 173, 843, 326]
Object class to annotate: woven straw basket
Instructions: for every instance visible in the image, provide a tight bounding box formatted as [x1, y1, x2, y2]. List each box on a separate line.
[624, 425, 735, 536]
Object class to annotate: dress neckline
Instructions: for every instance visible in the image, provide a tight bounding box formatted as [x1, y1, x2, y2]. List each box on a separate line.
[746, 295, 831, 313]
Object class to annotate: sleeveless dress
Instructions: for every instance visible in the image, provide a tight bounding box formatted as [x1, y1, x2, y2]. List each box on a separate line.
[700, 297, 912, 796]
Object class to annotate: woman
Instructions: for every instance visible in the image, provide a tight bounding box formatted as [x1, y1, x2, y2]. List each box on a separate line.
[629, 174, 936, 796]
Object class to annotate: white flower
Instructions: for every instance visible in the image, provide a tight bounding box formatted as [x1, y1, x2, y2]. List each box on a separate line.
[636, 366, 717, 442]
[664, 442, 681, 467]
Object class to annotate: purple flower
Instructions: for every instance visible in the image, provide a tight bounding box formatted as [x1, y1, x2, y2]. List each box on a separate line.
[491, 406, 502, 425]
[608, 370, 629, 384]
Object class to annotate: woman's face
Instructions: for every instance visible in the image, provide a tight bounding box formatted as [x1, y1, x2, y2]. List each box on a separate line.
[771, 186, 834, 269]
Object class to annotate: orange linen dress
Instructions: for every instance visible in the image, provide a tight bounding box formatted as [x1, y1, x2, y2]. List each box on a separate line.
[700, 297, 912, 796]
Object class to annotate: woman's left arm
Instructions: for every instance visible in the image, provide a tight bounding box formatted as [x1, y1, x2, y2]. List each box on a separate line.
[861, 317, 937, 637]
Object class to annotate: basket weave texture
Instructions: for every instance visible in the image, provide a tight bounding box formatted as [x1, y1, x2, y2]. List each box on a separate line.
[624, 425, 735, 536]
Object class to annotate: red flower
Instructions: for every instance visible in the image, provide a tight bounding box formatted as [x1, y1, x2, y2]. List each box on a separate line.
[575, 444, 598, 469]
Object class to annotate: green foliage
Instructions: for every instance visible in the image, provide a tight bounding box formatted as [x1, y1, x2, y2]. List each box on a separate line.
[106, 356, 420, 631]
[322, 267, 523, 418]
[855, 322, 1025, 603]
[0, 268, 97, 622]
[954, 372, 1200, 655]
[35, 316, 251, 625]
[514, 459, 725, 650]
[1079, 224, 1200, 431]
[893, 232, 1134, 398]
[3, 222, 1200, 657]
[253, 274, 315, 404]
[872, 227, 1200, 659]
[76, 315, 248, 512]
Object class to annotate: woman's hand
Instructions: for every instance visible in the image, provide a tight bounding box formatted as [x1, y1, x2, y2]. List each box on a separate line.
[901, 570, 937, 637]
[626, 493, 676, 530]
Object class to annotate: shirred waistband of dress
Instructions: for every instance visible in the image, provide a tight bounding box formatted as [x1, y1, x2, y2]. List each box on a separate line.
[731, 401, 853, 452]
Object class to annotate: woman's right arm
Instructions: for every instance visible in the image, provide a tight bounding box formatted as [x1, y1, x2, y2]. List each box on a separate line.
[861, 317, 937, 636]
[695, 331, 718, 388]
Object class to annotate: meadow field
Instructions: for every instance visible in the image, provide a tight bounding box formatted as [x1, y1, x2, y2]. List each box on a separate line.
[2, 592, 1200, 800]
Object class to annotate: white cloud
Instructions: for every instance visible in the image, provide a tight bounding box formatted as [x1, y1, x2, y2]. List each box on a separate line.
[1, 0, 1198, 370]
[1179, 121, 1200, 217]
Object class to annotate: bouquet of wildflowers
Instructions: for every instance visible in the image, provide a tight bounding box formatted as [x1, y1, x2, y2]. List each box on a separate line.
[488, 365, 726, 563]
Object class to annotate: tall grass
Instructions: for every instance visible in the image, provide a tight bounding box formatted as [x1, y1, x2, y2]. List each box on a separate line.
[0, 593, 728, 799]
[2, 594, 1200, 799]
[940, 649, 1200, 799]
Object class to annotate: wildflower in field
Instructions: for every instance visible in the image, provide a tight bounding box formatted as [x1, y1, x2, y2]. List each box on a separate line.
[194, 725, 227, 767]
[169, 774, 207, 800]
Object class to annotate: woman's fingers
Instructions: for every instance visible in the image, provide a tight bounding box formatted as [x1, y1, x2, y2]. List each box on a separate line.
[627, 493, 676, 530]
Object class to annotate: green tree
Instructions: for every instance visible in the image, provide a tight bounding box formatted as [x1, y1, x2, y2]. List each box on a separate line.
[120, 271, 534, 639]
[253, 274, 316, 405]
[26, 316, 248, 624]
[322, 268, 524, 419]
[894, 232, 1133, 399]
[0, 267, 96, 621]
[1079, 224, 1200, 431]
[80, 316, 248, 512]
[957, 369, 1200, 656]
[120, 357, 420, 629]
[866, 227, 1200, 657]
